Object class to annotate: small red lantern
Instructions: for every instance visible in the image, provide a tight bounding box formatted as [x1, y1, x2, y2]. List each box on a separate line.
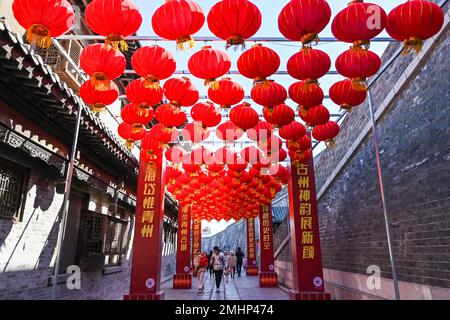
[287, 134, 311, 152]
[279, 121, 306, 141]
[181, 123, 210, 143]
[299, 104, 330, 128]
[208, 78, 244, 109]
[80, 80, 119, 112]
[251, 81, 287, 108]
[163, 77, 199, 107]
[216, 121, 243, 142]
[85, 0, 142, 51]
[332, 1, 387, 47]
[289, 81, 324, 109]
[126, 79, 163, 111]
[237, 44, 280, 84]
[188, 46, 231, 88]
[207, 0, 262, 48]
[190, 102, 221, 128]
[278, 0, 331, 45]
[289, 148, 312, 164]
[118, 122, 145, 149]
[329, 79, 367, 111]
[386, 0, 444, 54]
[80, 44, 126, 90]
[263, 104, 295, 128]
[335, 48, 381, 90]
[287, 47, 331, 82]
[229, 102, 259, 131]
[240, 146, 262, 165]
[247, 121, 273, 142]
[152, 0, 205, 50]
[12, 0, 74, 49]
[155, 104, 187, 128]
[312, 121, 340, 147]
[149, 124, 177, 145]
[121, 103, 155, 131]
[131, 46, 176, 88]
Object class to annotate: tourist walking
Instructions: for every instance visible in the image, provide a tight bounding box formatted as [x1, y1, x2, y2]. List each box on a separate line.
[210, 246, 226, 292]
[207, 250, 213, 277]
[193, 250, 208, 293]
[227, 250, 237, 279]
[235, 247, 245, 277]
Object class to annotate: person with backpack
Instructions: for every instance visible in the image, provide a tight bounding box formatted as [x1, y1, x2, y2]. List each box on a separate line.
[193, 250, 208, 293]
[235, 247, 245, 277]
[210, 246, 226, 292]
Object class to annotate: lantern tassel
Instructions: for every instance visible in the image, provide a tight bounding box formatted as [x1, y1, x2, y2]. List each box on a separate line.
[26, 24, 52, 49]
[402, 37, 423, 55]
[352, 40, 371, 50]
[226, 35, 246, 51]
[176, 35, 196, 51]
[132, 123, 144, 134]
[91, 72, 110, 91]
[301, 33, 319, 47]
[325, 139, 336, 149]
[144, 76, 160, 89]
[106, 35, 128, 52]
[125, 140, 134, 150]
[91, 103, 106, 113]
[351, 78, 368, 91]
[205, 78, 219, 90]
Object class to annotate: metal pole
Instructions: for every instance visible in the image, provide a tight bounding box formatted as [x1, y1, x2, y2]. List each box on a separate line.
[51, 104, 83, 300]
[367, 90, 401, 300]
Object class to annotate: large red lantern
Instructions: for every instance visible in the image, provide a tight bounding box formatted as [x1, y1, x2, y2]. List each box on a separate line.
[163, 77, 199, 107]
[229, 102, 259, 131]
[251, 81, 287, 108]
[207, 0, 262, 48]
[85, 0, 142, 51]
[287, 47, 331, 82]
[329, 79, 367, 111]
[155, 104, 187, 128]
[126, 78, 163, 109]
[216, 121, 243, 141]
[188, 46, 231, 88]
[289, 81, 324, 109]
[118, 122, 145, 149]
[263, 104, 295, 128]
[80, 44, 126, 90]
[12, 0, 74, 49]
[152, 0, 205, 50]
[131, 46, 176, 88]
[289, 148, 312, 164]
[335, 48, 381, 90]
[237, 44, 280, 84]
[190, 102, 222, 128]
[208, 78, 244, 109]
[312, 121, 340, 147]
[121, 103, 155, 131]
[80, 80, 119, 112]
[278, 0, 331, 45]
[148, 124, 177, 145]
[247, 121, 273, 142]
[279, 121, 306, 141]
[331, 1, 387, 47]
[386, 0, 444, 54]
[299, 104, 330, 128]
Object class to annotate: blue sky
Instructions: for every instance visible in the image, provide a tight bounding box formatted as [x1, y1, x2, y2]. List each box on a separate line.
[132, 0, 404, 235]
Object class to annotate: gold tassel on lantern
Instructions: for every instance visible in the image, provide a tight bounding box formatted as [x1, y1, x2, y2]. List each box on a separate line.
[176, 35, 196, 51]
[91, 72, 110, 91]
[125, 139, 134, 150]
[352, 40, 371, 50]
[26, 24, 52, 49]
[131, 123, 144, 134]
[144, 75, 160, 89]
[301, 33, 320, 47]
[105, 34, 128, 52]
[351, 77, 368, 91]
[91, 103, 106, 113]
[205, 78, 219, 90]
[325, 139, 336, 149]
[402, 37, 423, 55]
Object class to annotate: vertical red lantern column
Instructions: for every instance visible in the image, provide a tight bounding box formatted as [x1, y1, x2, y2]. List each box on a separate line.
[246, 218, 258, 276]
[287, 133, 330, 300]
[191, 216, 202, 277]
[259, 204, 278, 287]
[124, 158, 166, 300]
[173, 203, 192, 289]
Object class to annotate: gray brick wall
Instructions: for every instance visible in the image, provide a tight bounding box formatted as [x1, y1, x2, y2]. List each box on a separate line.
[315, 12, 450, 288]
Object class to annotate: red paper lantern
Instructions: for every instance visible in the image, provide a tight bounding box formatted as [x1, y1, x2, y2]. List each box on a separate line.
[80, 80, 118, 112]
[216, 121, 243, 141]
[299, 104, 330, 127]
[142, 133, 165, 153]
[12, 0, 74, 48]
[149, 124, 177, 144]
[287, 47, 331, 82]
[329, 79, 367, 111]
[208, 78, 244, 109]
[251, 81, 287, 108]
[80, 44, 126, 90]
[188, 46, 231, 88]
[331, 1, 387, 47]
[166, 146, 187, 163]
[240, 146, 262, 164]
[270, 148, 288, 164]
[247, 121, 273, 142]
[258, 135, 283, 156]
[278, 0, 331, 45]
[152, 0, 205, 50]
[126, 78, 163, 109]
[85, 0, 142, 51]
[287, 134, 311, 151]
[131, 46, 176, 88]
[181, 123, 210, 143]
[312, 121, 340, 147]
[386, 0, 444, 54]
[289, 81, 324, 109]
[263, 104, 295, 128]
[207, 0, 262, 48]
[335, 48, 381, 90]
[229, 102, 259, 131]
[237, 44, 280, 83]
[121, 103, 155, 130]
[155, 104, 187, 128]
[163, 77, 199, 107]
[118, 122, 145, 149]
[190, 102, 221, 128]
[289, 148, 312, 164]
[279, 121, 306, 141]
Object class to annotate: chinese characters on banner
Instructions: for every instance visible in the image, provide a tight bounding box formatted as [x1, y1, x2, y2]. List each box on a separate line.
[246, 218, 258, 275]
[125, 160, 165, 300]
[191, 218, 202, 268]
[173, 203, 192, 289]
[259, 204, 275, 272]
[287, 133, 330, 300]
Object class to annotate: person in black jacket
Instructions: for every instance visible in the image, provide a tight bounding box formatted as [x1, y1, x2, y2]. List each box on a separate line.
[235, 247, 245, 277]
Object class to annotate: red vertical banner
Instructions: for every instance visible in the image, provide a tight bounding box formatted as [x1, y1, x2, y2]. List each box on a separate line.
[173, 203, 192, 289]
[124, 160, 165, 300]
[191, 217, 202, 275]
[287, 133, 330, 300]
[259, 204, 278, 287]
[246, 218, 258, 276]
